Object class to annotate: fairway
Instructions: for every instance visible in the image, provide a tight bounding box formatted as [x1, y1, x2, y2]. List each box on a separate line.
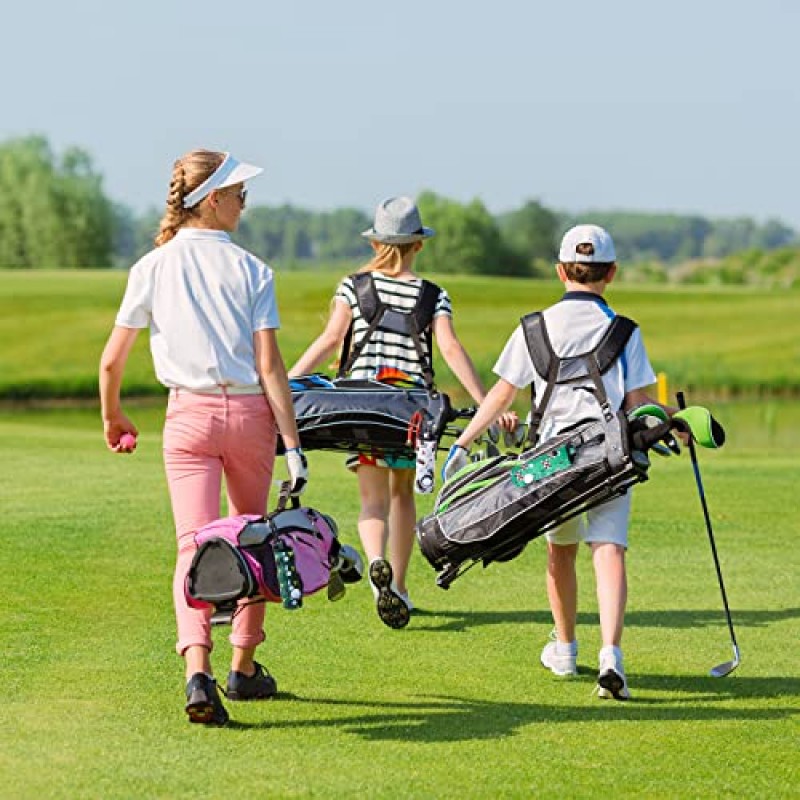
[1, 404, 798, 798]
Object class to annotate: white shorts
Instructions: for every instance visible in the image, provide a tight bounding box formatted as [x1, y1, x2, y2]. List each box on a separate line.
[545, 491, 632, 548]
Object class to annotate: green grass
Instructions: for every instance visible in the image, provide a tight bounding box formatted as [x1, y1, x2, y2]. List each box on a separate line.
[1, 270, 799, 401]
[1, 404, 798, 798]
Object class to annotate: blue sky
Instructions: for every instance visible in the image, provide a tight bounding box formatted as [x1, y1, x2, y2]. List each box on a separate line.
[3, 0, 799, 226]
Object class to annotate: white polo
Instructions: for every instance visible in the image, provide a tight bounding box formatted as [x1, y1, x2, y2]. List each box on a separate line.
[115, 228, 280, 391]
[493, 292, 656, 442]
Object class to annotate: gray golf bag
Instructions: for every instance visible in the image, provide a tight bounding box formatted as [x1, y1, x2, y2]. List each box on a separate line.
[416, 312, 673, 589]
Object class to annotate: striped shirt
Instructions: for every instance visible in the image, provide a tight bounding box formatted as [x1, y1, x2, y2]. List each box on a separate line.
[334, 272, 452, 383]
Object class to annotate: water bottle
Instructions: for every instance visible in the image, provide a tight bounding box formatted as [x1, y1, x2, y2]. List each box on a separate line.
[273, 539, 303, 610]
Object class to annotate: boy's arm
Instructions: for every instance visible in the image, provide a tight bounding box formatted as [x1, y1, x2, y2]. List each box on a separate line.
[453, 378, 519, 449]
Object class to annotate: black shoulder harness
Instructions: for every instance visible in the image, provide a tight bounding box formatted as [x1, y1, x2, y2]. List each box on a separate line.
[338, 273, 441, 389]
[520, 311, 637, 445]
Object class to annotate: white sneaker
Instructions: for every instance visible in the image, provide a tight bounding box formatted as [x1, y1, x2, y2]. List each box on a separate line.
[540, 640, 578, 676]
[597, 648, 630, 701]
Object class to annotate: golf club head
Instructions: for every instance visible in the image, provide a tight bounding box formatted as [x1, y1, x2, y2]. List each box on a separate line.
[664, 434, 681, 455]
[485, 440, 501, 458]
[486, 424, 501, 444]
[503, 424, 528, 449]
[710, 644, 740, 678]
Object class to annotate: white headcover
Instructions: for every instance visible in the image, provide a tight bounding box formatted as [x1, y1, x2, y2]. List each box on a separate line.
[182, 153, 263, 208]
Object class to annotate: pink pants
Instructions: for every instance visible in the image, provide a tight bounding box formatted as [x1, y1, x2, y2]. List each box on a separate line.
[163, 390, 277, 656]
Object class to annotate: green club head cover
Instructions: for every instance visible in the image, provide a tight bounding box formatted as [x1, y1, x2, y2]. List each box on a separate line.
[673, 406, 726, 449]
[628, 403, 669, 424]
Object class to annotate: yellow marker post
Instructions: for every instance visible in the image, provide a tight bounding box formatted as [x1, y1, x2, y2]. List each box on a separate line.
[657, 372, 669, 405]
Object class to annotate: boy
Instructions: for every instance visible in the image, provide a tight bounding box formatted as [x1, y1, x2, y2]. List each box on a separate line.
[443, 223, 665, 700]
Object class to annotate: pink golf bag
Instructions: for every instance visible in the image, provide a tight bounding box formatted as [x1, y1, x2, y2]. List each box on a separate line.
[185, 482, 345, 615]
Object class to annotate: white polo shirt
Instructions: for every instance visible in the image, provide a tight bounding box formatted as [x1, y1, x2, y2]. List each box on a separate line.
[494, 292, 656, 441]
[115, 228, 280, 391]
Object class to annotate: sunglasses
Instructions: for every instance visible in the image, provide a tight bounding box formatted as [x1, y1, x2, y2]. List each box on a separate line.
[236, 187, 248, 206]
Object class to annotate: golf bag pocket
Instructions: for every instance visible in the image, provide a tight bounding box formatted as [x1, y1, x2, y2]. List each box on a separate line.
[185, 488, 341, 614]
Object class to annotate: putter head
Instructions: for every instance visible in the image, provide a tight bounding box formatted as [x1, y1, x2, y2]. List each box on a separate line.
[710, 644, 740, 678]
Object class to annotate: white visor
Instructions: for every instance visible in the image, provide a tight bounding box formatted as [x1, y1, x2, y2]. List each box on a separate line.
[182, 153, 264, 208]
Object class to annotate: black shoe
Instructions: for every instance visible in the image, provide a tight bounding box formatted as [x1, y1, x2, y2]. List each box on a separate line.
[225, 661, 278, 701]
[368, 558, 410, 630]
[185, 673, 229, 726]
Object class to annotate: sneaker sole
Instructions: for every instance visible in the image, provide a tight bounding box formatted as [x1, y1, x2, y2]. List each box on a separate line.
[185, 696, 229, 725]
[597, 669, 629, 701]
[369, 559, 410, 629]
[541, 660, 578, 677]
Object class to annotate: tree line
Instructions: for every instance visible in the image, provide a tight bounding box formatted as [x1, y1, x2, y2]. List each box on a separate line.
[1, 135, 798, 284]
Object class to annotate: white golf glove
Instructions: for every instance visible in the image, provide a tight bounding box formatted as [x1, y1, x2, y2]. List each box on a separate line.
[285, 448, 308, 497]
[441, 444, 469, 482]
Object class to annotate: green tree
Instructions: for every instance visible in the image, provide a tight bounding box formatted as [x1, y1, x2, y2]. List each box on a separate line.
[416, 191, 524, 275]
[498, 200, 559, 276]
[0, 135, 113, 268]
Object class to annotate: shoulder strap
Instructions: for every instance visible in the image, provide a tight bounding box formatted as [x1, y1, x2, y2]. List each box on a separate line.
[339, 274, 440, 388]
[414, 280, 441, 332]
[338, 273, 388, 378]
[521, 313, 638, 444]
[521, 312, 554, 380]
[594, 315, 637, 374]
[408, 280, 441, 389]
[520, 312, 559, 444]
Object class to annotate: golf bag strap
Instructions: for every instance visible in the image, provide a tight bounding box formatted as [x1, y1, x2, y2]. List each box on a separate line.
[338, 273, 440, 388]
[521, 311, 553, 380]
[521, 312, 636, 445]
[338, 273, 387, 377]
[521, 312, 558, 445]
[595, 316, 637, 374]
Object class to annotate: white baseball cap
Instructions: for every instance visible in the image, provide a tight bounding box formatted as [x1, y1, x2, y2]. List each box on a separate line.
[558, 224, 617, 263]
[182, 153, 263, 209]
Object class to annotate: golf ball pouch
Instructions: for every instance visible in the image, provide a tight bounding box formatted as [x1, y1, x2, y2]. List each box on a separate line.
[185, 483, 341, 616]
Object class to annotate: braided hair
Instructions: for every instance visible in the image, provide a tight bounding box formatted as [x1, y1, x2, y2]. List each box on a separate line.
[155, 149, 225, 246]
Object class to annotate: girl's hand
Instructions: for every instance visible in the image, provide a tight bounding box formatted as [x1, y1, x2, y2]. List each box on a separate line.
[104, 414, 139, 453]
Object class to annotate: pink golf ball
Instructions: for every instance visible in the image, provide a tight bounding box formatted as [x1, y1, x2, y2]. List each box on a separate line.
[119, 433, 137, 450]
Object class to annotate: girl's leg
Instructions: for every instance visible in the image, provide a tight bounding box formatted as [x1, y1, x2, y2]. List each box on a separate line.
[163, 393, 225, 678]
[546, 542, 579, 644]
[387, 468, 416, 596]
[356, 465, 391, 562]
[222, 395, 277, 675]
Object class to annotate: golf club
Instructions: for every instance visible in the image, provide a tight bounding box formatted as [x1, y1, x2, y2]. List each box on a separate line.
[676, 391, 740, 677]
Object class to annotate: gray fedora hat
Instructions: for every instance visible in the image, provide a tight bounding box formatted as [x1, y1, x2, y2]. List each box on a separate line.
[362, 196, 435, 244]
